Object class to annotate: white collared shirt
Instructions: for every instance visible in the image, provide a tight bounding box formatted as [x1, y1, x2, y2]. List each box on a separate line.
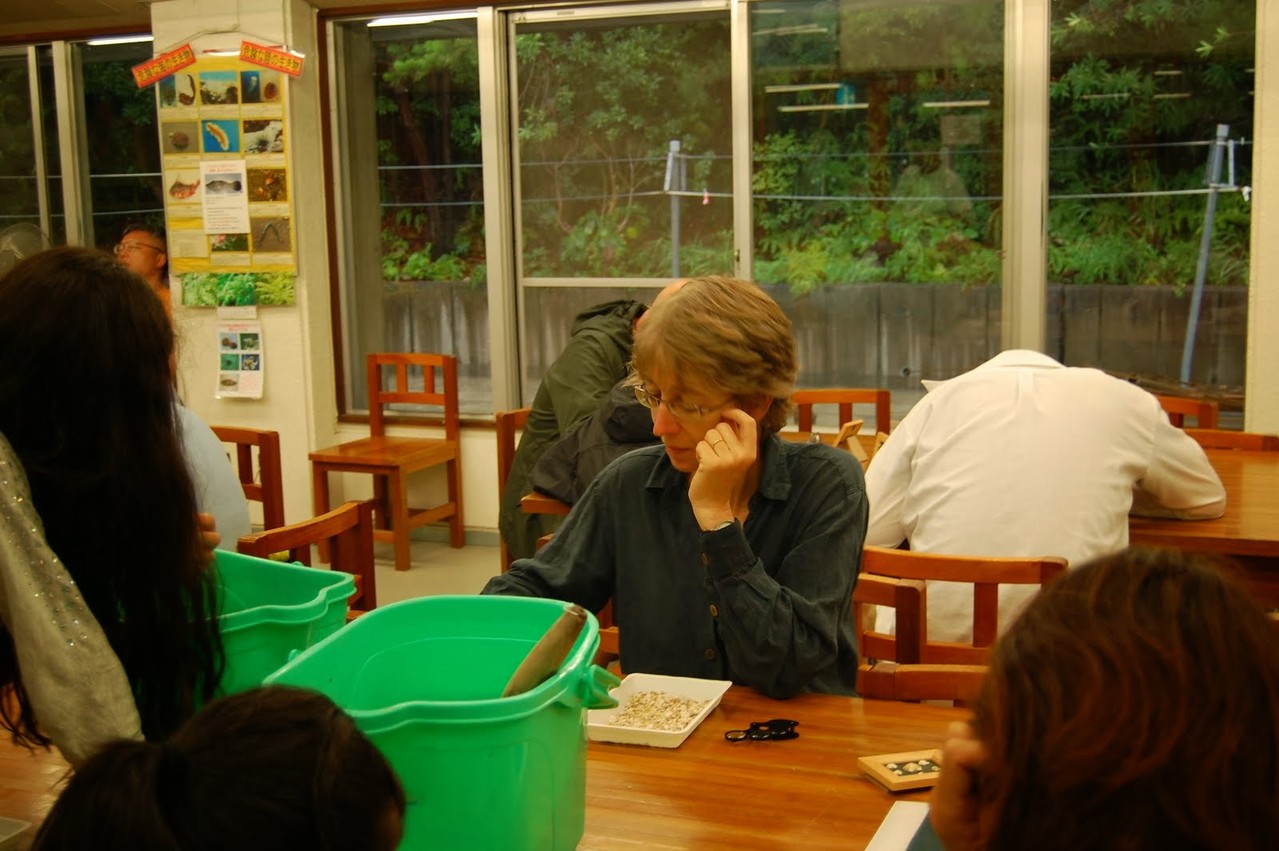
[865, 350, 1225, 642]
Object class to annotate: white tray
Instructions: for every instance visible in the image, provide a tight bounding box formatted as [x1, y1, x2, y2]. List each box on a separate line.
[587, 673, 732, 748]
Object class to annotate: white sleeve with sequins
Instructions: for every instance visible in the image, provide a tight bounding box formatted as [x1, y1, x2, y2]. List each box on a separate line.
[0, 437, 143, 766]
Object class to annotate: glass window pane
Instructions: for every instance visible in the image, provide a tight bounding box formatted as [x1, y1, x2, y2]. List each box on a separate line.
[515, 12, 733, 281]
[751, 0, 1004, 424]
[513, 8, 732, 401]
[332, 17, 487, 414]
[78, 40, 164, 249]
[0, 53, 39, 236]
[1048, 1, 1254, 424]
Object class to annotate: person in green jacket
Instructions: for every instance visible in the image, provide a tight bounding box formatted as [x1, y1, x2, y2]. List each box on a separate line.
[500, 283, 684, 560]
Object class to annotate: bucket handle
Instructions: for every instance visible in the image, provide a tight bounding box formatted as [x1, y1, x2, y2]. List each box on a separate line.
[576, 664, 620, 710]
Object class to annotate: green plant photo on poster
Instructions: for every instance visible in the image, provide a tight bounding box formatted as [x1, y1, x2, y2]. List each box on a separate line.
[179, 272, 296, 306]
[254, 272, 296, 305]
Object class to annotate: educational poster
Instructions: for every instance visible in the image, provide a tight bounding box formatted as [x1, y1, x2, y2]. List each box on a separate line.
[156, 55, 297, 306]
[216, 318, 265, 399]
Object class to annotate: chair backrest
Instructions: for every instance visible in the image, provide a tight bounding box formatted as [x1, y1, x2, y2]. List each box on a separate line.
[852, 573, 921, 699]
[852, 574, 988, 702]
[1156, 394, 1219, 429]
[366, 353, 459, 440]
[495, 408, 532, 570]
[1185, 428, 1279, 451]
[861, 546, 1068, 664]
[237, 500, 377, 611]
[793, 388, 891, 436]
[853, 573, 923, 664]
[210, 425, 285, 530]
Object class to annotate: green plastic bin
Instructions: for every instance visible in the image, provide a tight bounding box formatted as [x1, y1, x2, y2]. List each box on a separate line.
[265, 595, 619, 851]
[214, 550, 355, 695]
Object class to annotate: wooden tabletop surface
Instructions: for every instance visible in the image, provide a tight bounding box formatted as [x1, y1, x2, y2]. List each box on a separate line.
[1128, 446, 1279, 558]
[1129, 446, 1279, 606]
[582, 688, 961, 850]
[0, 690, 959, 850]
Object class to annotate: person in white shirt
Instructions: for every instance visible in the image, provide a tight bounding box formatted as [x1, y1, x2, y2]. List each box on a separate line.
[176, 404, 251, 548]
[864, 349, 1225, 642]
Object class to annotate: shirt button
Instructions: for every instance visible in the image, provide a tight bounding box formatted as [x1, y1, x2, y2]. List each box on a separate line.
[704, 648, 717, 661]
[709, 604, 719, 617]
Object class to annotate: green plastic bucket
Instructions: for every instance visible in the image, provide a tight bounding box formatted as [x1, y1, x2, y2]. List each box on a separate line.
[265, 595, 619, 851]
[214, 550, 355, 695]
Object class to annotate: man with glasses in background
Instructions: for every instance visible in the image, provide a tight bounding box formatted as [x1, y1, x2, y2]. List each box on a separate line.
[114, 223, 170, 312]
[484, 276, 865, 698]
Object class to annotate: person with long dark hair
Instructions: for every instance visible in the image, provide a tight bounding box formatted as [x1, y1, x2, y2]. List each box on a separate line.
[31, 685, 405, 851]
[0, 247, 223, 765]
[930, 547, 1279, 849]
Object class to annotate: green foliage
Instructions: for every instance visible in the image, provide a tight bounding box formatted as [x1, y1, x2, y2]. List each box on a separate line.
[1044, 0, 1253, 287]
[217, 274, 260, 307]
[180, 273, 219, 307]
[374, 34, 486, 285]
[254, 273, 296, 306]
[515, 18, 734, 277]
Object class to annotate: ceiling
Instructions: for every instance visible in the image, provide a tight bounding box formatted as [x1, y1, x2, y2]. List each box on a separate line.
[0, 0, 432, 41]
[2, 0, 148, 41]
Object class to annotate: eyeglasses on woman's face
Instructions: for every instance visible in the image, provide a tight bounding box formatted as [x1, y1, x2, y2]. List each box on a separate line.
[633, 385, 726, 423]
[113, 240, 164, 256]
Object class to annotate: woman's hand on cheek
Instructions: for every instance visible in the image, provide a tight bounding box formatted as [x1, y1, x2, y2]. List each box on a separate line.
[929, 721, 989, 851]
[688, 408, 756, 530]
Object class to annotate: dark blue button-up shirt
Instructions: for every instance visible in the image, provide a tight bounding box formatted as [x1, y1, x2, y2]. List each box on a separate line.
[483, 435, 866, 698]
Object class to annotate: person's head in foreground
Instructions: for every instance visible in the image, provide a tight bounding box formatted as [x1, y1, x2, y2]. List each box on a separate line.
[931, 546, 1279, 851]
[32, 685, 406, 851]
[628, 274, 796, 474]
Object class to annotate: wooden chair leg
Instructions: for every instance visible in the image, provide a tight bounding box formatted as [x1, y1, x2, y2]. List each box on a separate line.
[388, 471, 411, 572]
[447, 457, 465, 548]
[372, 475, 392, 531]
[311, 464, 332, 563]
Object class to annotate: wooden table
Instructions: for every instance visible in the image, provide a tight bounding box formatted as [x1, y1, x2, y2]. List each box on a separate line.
[1129, 446, 1279, 605]
[582, 689, 960, 849]
[0, 691, 959, 850]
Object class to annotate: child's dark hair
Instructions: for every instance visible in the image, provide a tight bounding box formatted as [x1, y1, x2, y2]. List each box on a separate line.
[32, 686, 405, 851]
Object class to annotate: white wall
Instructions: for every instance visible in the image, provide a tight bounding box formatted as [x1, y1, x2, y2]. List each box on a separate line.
[1247, 0, 1279, 433]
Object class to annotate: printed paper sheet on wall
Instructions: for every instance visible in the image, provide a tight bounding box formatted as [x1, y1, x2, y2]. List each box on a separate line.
[217, 318, 265, 398]
[157, 58, 296, 307]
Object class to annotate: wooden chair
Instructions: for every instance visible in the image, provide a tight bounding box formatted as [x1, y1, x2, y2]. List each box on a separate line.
[1186, 428, 1279, 451]
[793, 388, 891, 436]
[1156, 394, 1219, 429]
[309, 353, 463, 572]
[854, 571, 990, 703]
[861, 546, 1068, 665]
[853, 573, 921, 698]
[237, 500, 377, 613]
[211, 425, 286, 530]
[495, 407, 532, 571]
